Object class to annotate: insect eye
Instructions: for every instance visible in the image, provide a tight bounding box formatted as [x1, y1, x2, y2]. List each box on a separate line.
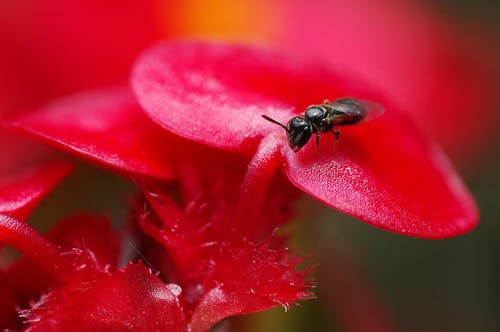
[289, 117, 308, 128]
[305, 106, 327, 122]
[287, 117, 312, 151]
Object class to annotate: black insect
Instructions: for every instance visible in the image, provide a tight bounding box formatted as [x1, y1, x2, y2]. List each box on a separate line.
[262, 97, 384, 152]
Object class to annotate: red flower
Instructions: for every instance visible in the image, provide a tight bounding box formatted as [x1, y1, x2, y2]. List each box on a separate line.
[136, 166, 312, 332]
[0, 40, 478, 330]
[0, 160, 311, 330]
[0, 210, 192, 331]
[1, 86, 310, 330]
[131, 41, 478, 239]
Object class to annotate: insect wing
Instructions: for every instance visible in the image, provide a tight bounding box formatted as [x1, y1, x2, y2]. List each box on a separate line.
[323, 98, 385, 126]
[357, 99, 385, 123]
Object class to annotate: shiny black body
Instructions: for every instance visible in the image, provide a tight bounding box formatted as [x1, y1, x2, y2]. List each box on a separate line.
[262, 98, 375, 152]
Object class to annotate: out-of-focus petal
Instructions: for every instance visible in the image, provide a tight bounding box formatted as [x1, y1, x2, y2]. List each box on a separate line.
[0, 160, 73, 221]
[5, 88, 179, 180]
[1, 213, 127, 330]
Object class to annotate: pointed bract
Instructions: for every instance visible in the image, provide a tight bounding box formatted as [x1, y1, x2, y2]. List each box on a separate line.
[23, 263, 187, 332]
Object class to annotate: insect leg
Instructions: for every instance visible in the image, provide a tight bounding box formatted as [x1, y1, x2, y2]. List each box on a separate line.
[315, 134, 320, 152]
[331, 130, 340, 152]
[332, 129, 340, 141]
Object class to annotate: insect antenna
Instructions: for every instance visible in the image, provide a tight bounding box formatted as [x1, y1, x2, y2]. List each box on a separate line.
[261, 114, 289, 132]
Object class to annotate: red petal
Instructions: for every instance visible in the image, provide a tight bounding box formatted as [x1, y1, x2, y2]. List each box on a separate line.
[1, 214, 123, 330]
[0, 214, 68, 278]
[6, 88, 178, 180]
[0, 160, 73, 221]
[23, 263, 186, 332]
[189, 241, 313, 332]
[132, 41, 356, 154]
[284, 110, 478, 238]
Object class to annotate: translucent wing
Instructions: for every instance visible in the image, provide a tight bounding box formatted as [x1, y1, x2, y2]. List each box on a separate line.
[323, 98, 385, 126]
[357, 99, 385, 123]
